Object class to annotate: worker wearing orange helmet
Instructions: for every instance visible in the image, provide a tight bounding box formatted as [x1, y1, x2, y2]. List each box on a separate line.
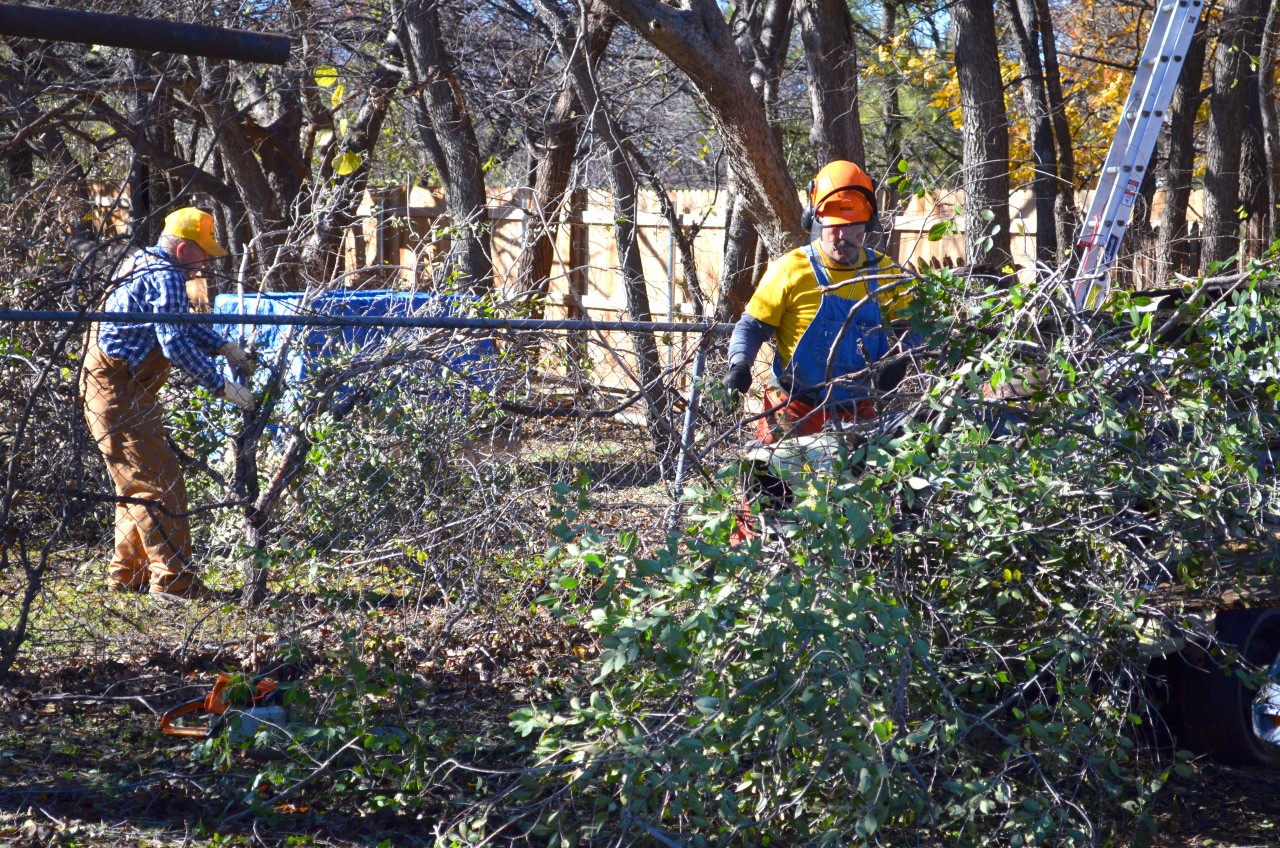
[724, 160, 919, 443]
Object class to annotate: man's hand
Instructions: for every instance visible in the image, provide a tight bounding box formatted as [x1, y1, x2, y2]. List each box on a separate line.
[220, 342, 256, 376]
[221, 380, 255, 411]
[725, 362, 753, 399]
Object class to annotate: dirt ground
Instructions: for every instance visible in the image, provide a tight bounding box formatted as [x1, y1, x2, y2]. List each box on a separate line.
[4, 671, 1280, 848]
[1148, 761, 1280, 847]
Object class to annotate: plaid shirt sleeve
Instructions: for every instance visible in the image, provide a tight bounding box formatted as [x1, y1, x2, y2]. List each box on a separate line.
[148, 264, 227, 394]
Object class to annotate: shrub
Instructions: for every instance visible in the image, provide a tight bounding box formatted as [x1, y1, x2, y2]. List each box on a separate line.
[479, 263, 1280, 846]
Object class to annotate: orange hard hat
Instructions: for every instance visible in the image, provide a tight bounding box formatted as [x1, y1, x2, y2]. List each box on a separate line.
[810, 161, 876, 225]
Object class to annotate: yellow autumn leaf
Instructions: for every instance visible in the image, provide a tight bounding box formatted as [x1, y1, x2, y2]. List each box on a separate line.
[333, 152, 361, 176]
[314, 65, 338, 88]
[331, 83, 345, 109]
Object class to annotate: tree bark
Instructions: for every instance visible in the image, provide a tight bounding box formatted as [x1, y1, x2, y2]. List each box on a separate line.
[126, 52, 157, 244]
[512, 77, 581, 313]
[716, 190, 763, 321]
[951, 0, 1012, 269]
[1156, 24, 1207, 283]
[1261, 0, 1280, 246]
[594, 0, 804, 258]
[798, 0, 863, 166]
[1030, 0, 1076, 260]
[1003, 0, 1057, 264]
[535, 0, 675, 462]
[1238, 45, 1269, 261]
[878, 1, 905, 261]
[1202, 0, 1265, 271]
[513, 21, 613, 312]
[714, 0, 794, 321]
[301, 29, 402, 288]
[398, 0, 492, 291]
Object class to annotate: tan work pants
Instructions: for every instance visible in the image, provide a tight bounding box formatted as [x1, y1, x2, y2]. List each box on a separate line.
[81, 343, 197, 593]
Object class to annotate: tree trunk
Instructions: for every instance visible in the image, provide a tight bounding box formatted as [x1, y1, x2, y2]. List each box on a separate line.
[397, 0, 492, 291]
[1156, 25, 1207, 283]
[716, 189, 763, 321]
[595, 0, 804, 257]
[1032, 0, 1076, 260]
[512, 79, 579, 313]
[879, 1, 904, 261]
[951, 0, 1012, 269]
[302, 29, 403, 288]
[1239, 52, 1269, 261]
[126, 52, 157, 243]
[535, 0, 675, 462]
[513, 20, 614, 313]
[1123, 144, 1160, 290]
[1202, 0, 1265, 272]
[1261, 0, 1280, 246]
[1004, 0, 1057, 264]
[715, 0, 792, 321]
[193, 60, 279, 260]
[798, 0, 864, 165]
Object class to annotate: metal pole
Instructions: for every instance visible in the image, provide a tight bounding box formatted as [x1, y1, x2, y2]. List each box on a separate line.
[667, 334, 709, 533]
[0, 309, 734, 335]
[0, 4, 291, 65]
[667, 221, 676, 370]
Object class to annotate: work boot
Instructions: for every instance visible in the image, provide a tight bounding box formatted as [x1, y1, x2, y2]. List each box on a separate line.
[107, 566, 148, 593]
[150, 574, 216, 602]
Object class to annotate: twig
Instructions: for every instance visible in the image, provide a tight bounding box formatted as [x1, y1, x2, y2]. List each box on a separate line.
[217, 735, 362, 828]
[29, 693, 162, 716]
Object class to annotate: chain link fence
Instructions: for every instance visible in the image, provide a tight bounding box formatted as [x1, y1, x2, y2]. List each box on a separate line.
[0, 297, 740, 677]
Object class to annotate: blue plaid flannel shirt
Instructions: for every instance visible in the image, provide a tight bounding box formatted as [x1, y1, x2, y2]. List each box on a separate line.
[96, 246, 226, 394]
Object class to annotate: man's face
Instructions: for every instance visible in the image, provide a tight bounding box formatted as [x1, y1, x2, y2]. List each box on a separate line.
[172, 239, 210, 277]
[817, 218, 868, 265]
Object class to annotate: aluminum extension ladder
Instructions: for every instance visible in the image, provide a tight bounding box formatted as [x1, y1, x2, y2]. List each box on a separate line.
[1071, 0, 1206, 311]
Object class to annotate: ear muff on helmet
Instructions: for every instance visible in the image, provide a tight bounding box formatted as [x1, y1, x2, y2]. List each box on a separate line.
[801, 178, 817, 232]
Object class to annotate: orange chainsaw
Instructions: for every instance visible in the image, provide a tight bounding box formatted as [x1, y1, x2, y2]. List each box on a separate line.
[161, 674, 280, 738]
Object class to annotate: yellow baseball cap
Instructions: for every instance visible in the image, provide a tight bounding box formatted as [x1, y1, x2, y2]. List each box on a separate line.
[162, 207, 227, 258]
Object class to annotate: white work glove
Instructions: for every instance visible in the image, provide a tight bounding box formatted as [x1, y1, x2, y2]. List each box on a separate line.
[220, 341, 256, 376]
[221, 380, 255, 411]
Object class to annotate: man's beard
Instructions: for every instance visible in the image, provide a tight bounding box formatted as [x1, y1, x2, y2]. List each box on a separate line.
[828, 238, 860, 262]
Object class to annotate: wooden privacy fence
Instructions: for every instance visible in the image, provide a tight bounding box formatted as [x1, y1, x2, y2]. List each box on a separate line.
[340, 185, 1206, 315]
[340, 185, 978, 318]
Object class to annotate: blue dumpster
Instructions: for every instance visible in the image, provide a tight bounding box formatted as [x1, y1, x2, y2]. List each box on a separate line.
[212, 290, 498, 412]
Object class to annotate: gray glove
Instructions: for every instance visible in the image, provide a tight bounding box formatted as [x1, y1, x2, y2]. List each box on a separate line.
[725, 362, 752, 398]
[221, 380, 255, 411]
[220, 341, 256, 376]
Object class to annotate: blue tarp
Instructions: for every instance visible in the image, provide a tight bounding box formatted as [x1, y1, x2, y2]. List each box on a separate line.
[212, 290, 497, 410]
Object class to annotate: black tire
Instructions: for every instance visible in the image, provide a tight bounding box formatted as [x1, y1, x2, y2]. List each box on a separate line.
[1176, 606, 1280, 765]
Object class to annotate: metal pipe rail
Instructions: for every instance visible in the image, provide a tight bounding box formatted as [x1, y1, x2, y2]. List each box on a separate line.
[0, 4, 291, 65]
[0, 309, 733, 334]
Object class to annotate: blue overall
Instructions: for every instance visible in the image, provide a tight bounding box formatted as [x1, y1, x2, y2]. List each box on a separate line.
[772, 243, 889, 406]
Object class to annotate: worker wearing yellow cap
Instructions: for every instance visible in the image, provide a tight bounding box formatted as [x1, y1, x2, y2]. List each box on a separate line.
[81, 207, 255, 599]
[725, 160, 919, 443]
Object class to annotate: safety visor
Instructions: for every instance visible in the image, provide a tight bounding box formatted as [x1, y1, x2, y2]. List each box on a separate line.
[816, 193, 874, 226]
